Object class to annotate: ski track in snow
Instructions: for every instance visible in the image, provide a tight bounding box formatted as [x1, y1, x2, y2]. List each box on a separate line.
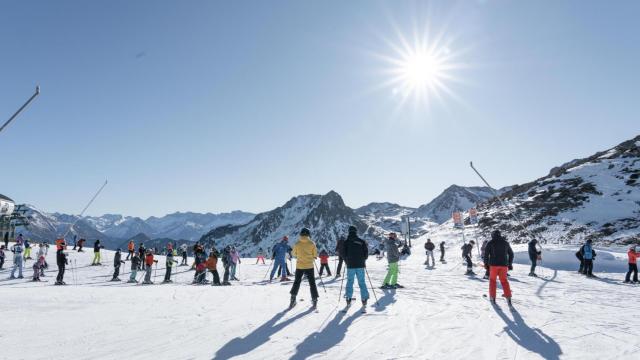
[1, 239, 639, 360]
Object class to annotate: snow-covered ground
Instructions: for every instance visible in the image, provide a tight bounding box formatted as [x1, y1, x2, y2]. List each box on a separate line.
[1, 239, 638, 360]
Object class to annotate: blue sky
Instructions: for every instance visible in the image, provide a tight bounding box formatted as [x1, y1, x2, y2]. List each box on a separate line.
[1, 0, 639, 217]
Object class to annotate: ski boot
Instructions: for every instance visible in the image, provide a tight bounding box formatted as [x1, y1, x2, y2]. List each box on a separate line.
[289, 296, 297, 309]
[8, 275, 16, 280]
[393, 283, 404, 289]
[17, 275, 23, 279]
[489, 297, 496, 305]
[222, 281, 231, 286]
[312, 298, 318, 309]
[346, 297, 352, 306]
[380, 284, 391, 289]
[127, 279, 137, 283]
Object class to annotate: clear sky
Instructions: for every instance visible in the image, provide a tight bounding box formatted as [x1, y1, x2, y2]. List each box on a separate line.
[1, 0, 639, 218]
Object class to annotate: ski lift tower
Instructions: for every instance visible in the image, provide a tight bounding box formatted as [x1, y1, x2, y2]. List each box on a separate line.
[0, 195, 30, 243]
[400, 216, 412, 247]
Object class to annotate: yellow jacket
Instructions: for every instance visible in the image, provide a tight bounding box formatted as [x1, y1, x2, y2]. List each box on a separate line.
[292, 236, 318, 270]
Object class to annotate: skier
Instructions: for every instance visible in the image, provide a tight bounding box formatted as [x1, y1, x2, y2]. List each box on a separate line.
[230, 246, 241, 281]
[163, 247, 178, 283]
[343, 226, 370, 309]
[483, 230, 514, 305]
[128, 252, 141, 283]
[270, 236, 290, 282]
[335, 237, 345, 278]
[221, 245, 232, 285]
[575, 249, 584, 273]
[193, 244, 208, 284]
[528, 238, 542, 277]
[424, 238, 435, 267]
[111, 249, 125, 281]
[624, 245, 639, 283]
[77, 238, 86, 252]
[318, 249, 331, 277]
[32, 255, 46, 281]
[37, 243, 48, 277]
[55, 243, 68, 285]
[180, 243, 188, 266]
[439, 241, 446, 263]
[580, 239, 596, 277]
[23, 238, 32, 260]
[461, 240, 476, 275]
[480, 239, 489, 279]
[138, 243, 146, 264]
[205, 249, 221, 286]
[289, 228, 319, 309]
[92, 239, 103, 265]
[126, 240, 135, 260]
[143, 249, 158, 284]
[381, 232, 402, 289]
[3, 232, 8, 249]
[9, 239, 24, 279]
[0, 245, 5, 269]
[255, 248, 266, 264]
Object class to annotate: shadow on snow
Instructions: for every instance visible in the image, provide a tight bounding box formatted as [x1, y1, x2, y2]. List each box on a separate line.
[494, 306, 562, 360]
[289, 310, 362, 360]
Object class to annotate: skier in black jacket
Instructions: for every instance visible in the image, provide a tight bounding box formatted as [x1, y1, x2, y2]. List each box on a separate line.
[111, 249, 125, 281]
[439, 241, 446, 262]
[343, 226, 370, 307]
[528, 239, 542, 277]
[335, 237, 345, 278]
[55, 246, 68, 285]
[483, 230, 514, 304]
[461, 241, 475, 275]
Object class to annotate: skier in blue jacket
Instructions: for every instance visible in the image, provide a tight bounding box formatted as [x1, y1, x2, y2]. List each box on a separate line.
[270, 236, 290, 282]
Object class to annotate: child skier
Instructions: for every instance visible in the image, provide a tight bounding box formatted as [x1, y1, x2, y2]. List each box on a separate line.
[206, 249, 221, 286]
[142, 249, 158, 284]
[255, 248, 266, 264]
[382, 232, 402, 289]
[193, 245, 207, 284]
[624, 245, 639, 283]
[128, 253, 141, 283]
[112, 249, 125, 281]
[439, 241, 446, 263]
[289, 228, 319, 309]
[461, 240, 476, 275]
[343, 226, 369, 309]
[9, 239, 24, 279]
[270, 237, 290, 282]
[23, 238, 32, 260]
[483, 230, 514, 305]
[318, 249, 331, 277]
[32, 255, 46, 281]
[528, 239, 542, 277]
[230, 246, 241, 281]
[424, 238, 435, 267]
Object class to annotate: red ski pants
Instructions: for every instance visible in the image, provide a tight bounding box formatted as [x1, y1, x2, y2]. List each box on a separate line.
[489, 266, 512, 299]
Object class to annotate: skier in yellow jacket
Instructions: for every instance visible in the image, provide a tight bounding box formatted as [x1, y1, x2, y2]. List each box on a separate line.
[289, 228, 319, 309]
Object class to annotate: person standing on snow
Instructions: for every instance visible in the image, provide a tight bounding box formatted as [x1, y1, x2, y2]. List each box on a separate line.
[9, 239, 25, 279]
[256, 248, 266, 264]
[343, 226, 370, 308]
[55, 242, 68, 285]
[318, 249, 331, 277]
[23, 238, 33, 260]
[230, 246, 241, 281]
[624, 245, 640, 283]
[289, 228, 319, 309]
[32, 255, 46, 282]
[528, 239, 542, 277]
[193, 245, 208, 284]
[439, 241, 446, 263]
[461, 241, 476, 275]
[143, 249, 158, 284]
[270, 237, 291, 282]
[92, 240, 103, 266]
[480, 239, 490, 279]
[128, 253, 141, 283]
[580, 239, 596, 277]
[221, 245, 232, 285]
[180, 243, 188, 266]
[483, 230, 514, 305]
[126, 240, 135, 260]
[381, 232, 402, 289]
[424, 238, 436, 267]
[335, 237, 345, 278]
[111, 249, 125, 281]
[163, 247, 178, 283]
[0, 245, 5, 269]
[138, 243, 146, 264]
[76, 238, 85, 252]
[206, 249, 221, 286]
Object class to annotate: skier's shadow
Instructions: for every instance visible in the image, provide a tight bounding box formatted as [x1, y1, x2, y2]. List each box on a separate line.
[289, 310, 362, 360]
[212, 308, 313, 360]
[494, 306, 562, 360]
[535, 269, 559, 298]
[374, 289, 397, 312]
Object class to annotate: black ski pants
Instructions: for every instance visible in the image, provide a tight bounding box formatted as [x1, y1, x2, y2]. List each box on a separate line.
[164, 267, 172, 282]
[0, 257, 4, 269]
[113, 265, 120, 279]
[336, 256, 344, 276]
[625, 263, 638, 282]
[530, 257, 537, 274]
[464, 255, 473, 271]
[223, 264, 230, 283]
[319, 263, 331, 276]
[126, 250, 133, 260]
[290, 268, 319, 300]
[56, 265, 65, 282]
[210, 269, 220, 285]
[440, 250, 445, 262]
[583, 259, 593, 276]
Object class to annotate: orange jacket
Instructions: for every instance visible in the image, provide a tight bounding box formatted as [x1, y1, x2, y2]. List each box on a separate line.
[205, 256, 218, 270]
[319, 254, 329, 264]
[128, 241, 135, 251]
[145, 253, 155, 266]
[628, 249, 639, 264]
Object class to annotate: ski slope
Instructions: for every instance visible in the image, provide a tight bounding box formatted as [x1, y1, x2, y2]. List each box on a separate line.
[0, 240, 638, 360]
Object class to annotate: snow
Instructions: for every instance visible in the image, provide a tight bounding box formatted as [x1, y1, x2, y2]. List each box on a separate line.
[2, 239, 639, 360]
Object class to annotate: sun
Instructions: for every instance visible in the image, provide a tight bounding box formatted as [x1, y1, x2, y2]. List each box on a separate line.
[398, 49, 445, 93]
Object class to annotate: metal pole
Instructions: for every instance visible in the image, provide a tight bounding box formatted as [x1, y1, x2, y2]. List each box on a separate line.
[364, 268, 379, 307]
[338, 269, 345, 303]
[0, 86, 40, 134]
[314, 261, 327, 293]
[263, 259, 274, 280]
[63, 180, 108, 238]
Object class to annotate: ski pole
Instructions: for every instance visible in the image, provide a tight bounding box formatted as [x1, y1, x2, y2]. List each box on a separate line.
[62, 180, 108, 238]
[0, 85, 40, 135]
[338, 269, 345, 303]
[313, 261, 327, 293]
[364, 268, 379, 307]
[154, 262, 158, 282]
[263, 259, 273, 281]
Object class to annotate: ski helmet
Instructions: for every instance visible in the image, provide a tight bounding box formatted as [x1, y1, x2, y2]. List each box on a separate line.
[300, 228, 311, 237]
